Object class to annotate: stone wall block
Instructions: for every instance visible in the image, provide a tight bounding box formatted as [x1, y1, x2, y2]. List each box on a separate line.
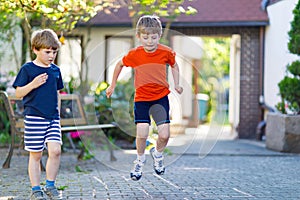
[266, 112, 300, 153]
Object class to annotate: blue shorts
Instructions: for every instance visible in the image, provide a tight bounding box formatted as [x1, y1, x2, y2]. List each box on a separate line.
[24, 115, 62, 152]
[134, 95, 170, 125]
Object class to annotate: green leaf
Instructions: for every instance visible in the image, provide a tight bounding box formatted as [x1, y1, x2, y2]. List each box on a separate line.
[57, 185, 68, 191]
[75, 165, 84, 172]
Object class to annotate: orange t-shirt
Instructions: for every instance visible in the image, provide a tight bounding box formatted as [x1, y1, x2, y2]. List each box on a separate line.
[122, 44, 176, 102]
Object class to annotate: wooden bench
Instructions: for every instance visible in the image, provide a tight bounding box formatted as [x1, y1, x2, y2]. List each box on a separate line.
[0, 91, 117, 169]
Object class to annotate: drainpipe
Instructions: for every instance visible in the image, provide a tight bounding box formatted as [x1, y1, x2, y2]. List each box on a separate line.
[261, 0, 269, 11]
[259, 26, 266, 121]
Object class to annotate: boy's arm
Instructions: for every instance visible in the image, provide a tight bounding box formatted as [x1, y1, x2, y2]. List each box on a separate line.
[106, 60, 124, 98]
[15, 73, 48, 98]
[171, 62, 183, 94]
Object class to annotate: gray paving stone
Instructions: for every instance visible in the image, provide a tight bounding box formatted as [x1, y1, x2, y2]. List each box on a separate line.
[1, 130, 300, 200]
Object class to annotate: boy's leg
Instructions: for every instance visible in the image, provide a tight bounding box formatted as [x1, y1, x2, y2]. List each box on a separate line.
[44, 142, 64, 199]
[29, 152, 47, 199]
[136, 123, 150, 156]
[28, 151, 43, 188]
[156, 123, 170, 152]
[149, 96, 170, 175]
[43, 118, 64, 199]
[149, 123, 169, 175]
[130, 123, 149, 181]
[44, 118, 62, 182]
[150, 95, 170, 152]
[45, 142, 61, 181]
[24, 116, 47, 198]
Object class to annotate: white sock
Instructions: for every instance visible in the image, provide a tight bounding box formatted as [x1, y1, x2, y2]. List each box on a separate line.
[137, 154, 145, 162]
[154, 148, 163, 158]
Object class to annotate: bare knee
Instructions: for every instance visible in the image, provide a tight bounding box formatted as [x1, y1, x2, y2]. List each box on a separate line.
[158, 133, 169, 142]
[158, 124, 170, 141]
[47, 143, 61, 158]
[136, 123, 150, 139]
[30, 152, 43, 161]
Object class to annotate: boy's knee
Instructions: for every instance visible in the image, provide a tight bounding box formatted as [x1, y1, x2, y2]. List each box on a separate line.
[157, 124, 170, 139]
[158, 134, 169, 141]
[30, 152, 43, 161]
[47, 143, 62, 157]
[49, 149, 61, 159]
[52, 147, 61, 156]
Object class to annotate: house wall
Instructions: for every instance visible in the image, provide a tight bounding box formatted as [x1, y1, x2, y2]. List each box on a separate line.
[229, 35, 241, 135]
[71, 27, 134, 83]
[264, 0, 299, 108]
[0, 26, 23, 74]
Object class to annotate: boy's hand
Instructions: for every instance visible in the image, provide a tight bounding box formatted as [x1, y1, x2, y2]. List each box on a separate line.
[175, 85, 183, 94]
[32, 73, 48, 89]
[106, 85, 115, 98]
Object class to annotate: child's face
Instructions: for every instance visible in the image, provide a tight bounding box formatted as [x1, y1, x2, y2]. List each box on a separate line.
[34, 48, 58, 67]
[138, 33, 160, 52]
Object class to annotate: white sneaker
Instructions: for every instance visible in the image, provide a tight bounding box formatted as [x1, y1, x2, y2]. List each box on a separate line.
[130, 159, 145, 181]
[150, 147, 165, 175]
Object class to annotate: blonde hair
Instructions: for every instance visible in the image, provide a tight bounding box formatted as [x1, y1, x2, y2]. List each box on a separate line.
[136, 15, 162, 36]
[31, 29, 61, 50]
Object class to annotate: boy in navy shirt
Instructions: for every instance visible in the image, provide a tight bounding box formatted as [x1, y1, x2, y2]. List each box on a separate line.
[13, 29, 64, 200]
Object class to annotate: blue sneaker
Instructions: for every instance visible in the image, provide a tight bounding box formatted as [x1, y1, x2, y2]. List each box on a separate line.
[43, 186, 64, 200]
[150, 147, 165, 175]
[130, 159, 145, 181]
[30, 190, 46, 200]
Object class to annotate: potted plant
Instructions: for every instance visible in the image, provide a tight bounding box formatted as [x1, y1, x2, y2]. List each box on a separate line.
[266, 0, 300, 153]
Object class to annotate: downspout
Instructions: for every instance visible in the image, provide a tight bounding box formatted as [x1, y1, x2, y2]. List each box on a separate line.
[259, 26, 266, 121]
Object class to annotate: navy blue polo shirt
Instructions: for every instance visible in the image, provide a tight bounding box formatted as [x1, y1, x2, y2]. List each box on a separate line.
[13, 62, 64, 119]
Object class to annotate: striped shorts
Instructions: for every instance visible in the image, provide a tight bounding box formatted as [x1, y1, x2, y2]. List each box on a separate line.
[24, 115, 62, 152]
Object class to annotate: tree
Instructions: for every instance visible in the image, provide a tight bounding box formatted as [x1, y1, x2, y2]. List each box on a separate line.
[0, 9, 20, 68]
[0, 0, 119, 61]
[276, 0, 300, 114]
[0, 0, 121, 96]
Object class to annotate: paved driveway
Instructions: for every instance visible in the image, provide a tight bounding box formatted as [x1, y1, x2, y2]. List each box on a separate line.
[1, 127, 300, 199]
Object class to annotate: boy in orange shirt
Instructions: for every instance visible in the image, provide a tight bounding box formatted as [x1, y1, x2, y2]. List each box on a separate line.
[106, 15, 183, 181]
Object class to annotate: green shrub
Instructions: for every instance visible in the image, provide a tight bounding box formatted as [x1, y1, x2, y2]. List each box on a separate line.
[0, 98, 10, 145]
[93, 80, 136, 144]
[276, 0, 300, 114]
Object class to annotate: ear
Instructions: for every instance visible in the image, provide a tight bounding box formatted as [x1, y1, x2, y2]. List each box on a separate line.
[32, 47, 38, 54]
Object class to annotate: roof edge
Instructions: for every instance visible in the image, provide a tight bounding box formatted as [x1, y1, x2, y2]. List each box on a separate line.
[171, 21, 269, 27]
[77, 21, 269, 28]
[77, 23, 133, 28]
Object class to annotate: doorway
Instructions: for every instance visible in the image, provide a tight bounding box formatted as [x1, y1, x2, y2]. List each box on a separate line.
[171, 34, 241, 137]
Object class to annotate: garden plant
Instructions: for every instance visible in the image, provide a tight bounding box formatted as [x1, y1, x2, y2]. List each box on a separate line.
[276, 0, 300, 115]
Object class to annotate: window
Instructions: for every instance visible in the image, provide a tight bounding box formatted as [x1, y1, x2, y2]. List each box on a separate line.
[105, 36, 133, 83]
